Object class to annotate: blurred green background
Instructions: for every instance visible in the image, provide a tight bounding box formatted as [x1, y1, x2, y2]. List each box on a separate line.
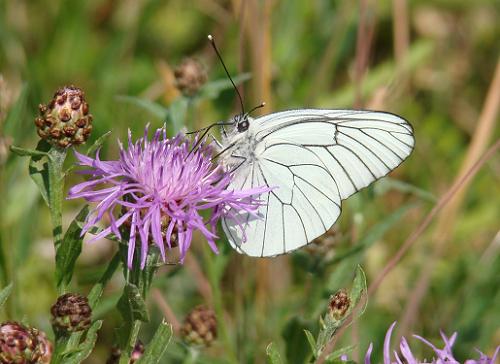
[0, 0, 499, 362]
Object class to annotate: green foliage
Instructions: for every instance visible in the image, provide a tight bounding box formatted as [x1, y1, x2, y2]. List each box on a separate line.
[55, 206, 88, 290]
[266, 342, 284, 364]
[27, 140, 51, 206]
[62, 320, 103, 364]
[117, 283, 150, 324]
[137, 321, 173, 364]
[0, 283, 13, 309]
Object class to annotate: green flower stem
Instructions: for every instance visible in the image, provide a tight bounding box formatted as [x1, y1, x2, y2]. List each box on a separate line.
[47, 146, 68, 293]
[51, 335, 71, 364]
[182, 347, 200, 364]
[118, 320, 142, 364]
[202, 245, 238, 364]
[117, 245, 159, 362]
[47, 147, 66, 248]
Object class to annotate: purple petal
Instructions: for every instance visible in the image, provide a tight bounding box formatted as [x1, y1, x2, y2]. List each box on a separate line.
[384, 322, 397, 364]
[364, 343, 373, 364]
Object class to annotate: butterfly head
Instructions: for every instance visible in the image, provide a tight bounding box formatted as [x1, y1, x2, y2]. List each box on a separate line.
[232, 102, 265, 133]
[234, 113, 250, 133]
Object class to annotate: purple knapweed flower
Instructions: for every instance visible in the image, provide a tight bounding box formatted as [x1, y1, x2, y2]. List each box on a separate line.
[363, 322, 499, 364]
[68, 126, 267, 268]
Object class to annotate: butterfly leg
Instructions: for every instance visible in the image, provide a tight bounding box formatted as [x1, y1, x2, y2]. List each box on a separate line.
[226, 154, 247, 173]
[209, 133, 224, 149]
[220, 124, 228, 138]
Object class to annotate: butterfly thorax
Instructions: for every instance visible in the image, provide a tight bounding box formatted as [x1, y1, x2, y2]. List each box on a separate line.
[221, 115, 261, 171]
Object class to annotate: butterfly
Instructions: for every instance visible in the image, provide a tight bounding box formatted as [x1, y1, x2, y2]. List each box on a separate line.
[206, 35, 415, 257]
[219, 109, 414, 257]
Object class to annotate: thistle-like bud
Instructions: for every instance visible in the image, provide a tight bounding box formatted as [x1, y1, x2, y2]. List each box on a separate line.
[181, 305, 217, 347]
[35, 85, 92, 148]
[34, 331, 52, 364]
[105, 342, 144, 364]
[328, 289, 350, 320]
[174, 58, 207, 96]
[0, 321, 52, 364]
[50, 293, 92, 332]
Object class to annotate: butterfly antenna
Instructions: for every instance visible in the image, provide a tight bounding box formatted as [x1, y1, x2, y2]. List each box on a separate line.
[208, 34, 245, 115]
[246, 102, 266, 116]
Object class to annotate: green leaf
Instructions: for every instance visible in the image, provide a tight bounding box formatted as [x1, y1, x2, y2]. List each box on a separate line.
[349, 265, 367, 315]
[115, 95, 167, 120]
[9, 145, 48, 157]
[200, 73, 252, 99]
[324, 345, 355, 363]
[282, 316, 316, 364]
[266, 342, 283, 364]
[117, 283, 149, 323]
[374, 177, 436, 202]
[62, 320, 103, 364]
[166, 97, 188, 134]
[136, 321, 173, 364]
[0, 283, 13, 308]
[87, 252, 121, 308]
[86, 131, 112, 156]
[55, 205, 89, 290]
[330, 203, 416, 264]
[28, 140, 51, 206]
[303, 330, 317, 357]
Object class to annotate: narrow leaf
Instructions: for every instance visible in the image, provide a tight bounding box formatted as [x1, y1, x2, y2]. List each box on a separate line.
[350, 265, 367, 310]
[0, 283, 13, 308]
[136, 321, 173, 364]
[325, 345, 356, 363]
[304, 329, 317, 357]
[62, 320, 103, 364]
[28, 140, 51, 206]
[86, 131, 112, 155]
[115, 95, 167, 120]
[9, 145, 48, 157]
[330, 203, 416, 264]
[87, 252, 121, 308]
[166, 97, 188, 134]
[375, 178, 436, 202]
[55, 206, 89, 289]
[266, 342, 283, 364]
[117, 283, 149, 323]
[200, 73, 252, 99]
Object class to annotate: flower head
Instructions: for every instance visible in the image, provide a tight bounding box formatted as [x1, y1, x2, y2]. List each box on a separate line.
[0, 321, 52, 364]
[51, 293, 92, 332]
[35, 85, 92, 148]
[68, 126, 266, 268]
[363, 322, 499, 364]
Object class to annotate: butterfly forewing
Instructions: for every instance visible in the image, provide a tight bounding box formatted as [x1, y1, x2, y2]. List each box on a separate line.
[222, 109, 414, 257]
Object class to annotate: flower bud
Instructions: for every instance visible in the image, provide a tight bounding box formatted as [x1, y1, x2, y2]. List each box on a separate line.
[35, 85, 93, 148]
[181, 305, 217, 347]
[328, 289, 350, 320]
[174, 58, 207, 96]
[50, 293, 92, 332]
[0, 321, 52, 364]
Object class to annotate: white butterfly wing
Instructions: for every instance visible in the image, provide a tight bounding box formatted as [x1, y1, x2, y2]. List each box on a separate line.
[222, 109, 414, 257]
